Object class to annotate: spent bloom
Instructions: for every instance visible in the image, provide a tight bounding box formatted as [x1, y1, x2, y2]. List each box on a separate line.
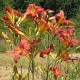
[57, 50, 70, 60]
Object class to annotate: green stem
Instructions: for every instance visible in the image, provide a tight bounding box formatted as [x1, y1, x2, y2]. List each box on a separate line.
[32, 53, 35, 80]
[13, 75, 15, 80]
[46, 32, 50, 80]
[55, 78, 57, 80]
[28, 59, 31, 80]
[46, 55, 50, 80]
[21, 66, 22, 79]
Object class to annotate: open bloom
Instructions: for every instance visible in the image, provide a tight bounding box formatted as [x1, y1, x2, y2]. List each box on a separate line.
[7, 38, 30, 62]
[69, 39, 79, 47]
[62, 39, 79, 48]
[67, 27, 75, 36]
[26, 4, 45, 17]
[54, 29, 70, 41]
[55, 10, 74, 25]
[54, 27, 75, 41]
[55, 10, 65, 19]
[50, 64, 65, 78]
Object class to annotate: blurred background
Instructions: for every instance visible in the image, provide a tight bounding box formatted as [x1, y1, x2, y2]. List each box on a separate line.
[0, 0, 80, 52]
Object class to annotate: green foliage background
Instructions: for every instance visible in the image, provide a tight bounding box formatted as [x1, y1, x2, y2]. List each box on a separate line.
[0, 0, 80, 36]
[0, 0, 80, 52]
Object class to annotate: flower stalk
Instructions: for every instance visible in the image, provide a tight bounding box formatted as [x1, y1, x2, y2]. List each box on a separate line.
[46, 32, 50, 80]
[32, 53, 35, 80]
[46, 55, 50, 80]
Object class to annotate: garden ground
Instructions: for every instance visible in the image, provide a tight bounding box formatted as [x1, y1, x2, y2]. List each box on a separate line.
[0, 53, 80, 80]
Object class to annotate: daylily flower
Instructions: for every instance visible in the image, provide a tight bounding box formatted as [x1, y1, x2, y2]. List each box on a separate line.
[47, 21, 56, 34]
[2, 14, 9, 22]
[2, 6, 23, 26]
[63, 20, 74, 25]
[58, 50, 70, 60]
[50, 64, 65, 78]
[67, 27, 75, 36]
[69, 39, 79, 47]
[6, 6, 22, 16]
[59, 31, 70, 41]
[62, 40, 70, 46]
[54, 27, 78, 48]
[54, 28, 63, 37]
[36, 6, 45, 15]
[8, 25, 27, 39]
[30, 38, 41, 45]
[14, 55, 19, 63]
[26, 4, 45, 17]
[55, 10, 74, 25]
[7, 38, 30, 62]
[39, 19, 49, 32]
[55, 10, 65, 19]
[26, 4, 36, 16]
[40, 48, 50, 57]
[40, 44, 54, 57]
[62, 39, 79, 47]
[54, 27, 75, 41]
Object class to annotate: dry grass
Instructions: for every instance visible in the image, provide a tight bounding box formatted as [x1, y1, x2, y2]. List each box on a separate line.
[0, 53, 80, 80]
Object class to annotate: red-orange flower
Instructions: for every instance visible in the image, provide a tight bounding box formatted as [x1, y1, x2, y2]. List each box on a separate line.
[40, 48, 50, 57]
[26, 4, 36, 16]
[8, 25, 27, 39]
[55, 10, 74, 25]
[67, 27, 74, 36]
[7, 38, 30, 62]
[69, 39, 79, 47]
[6, 6, 22, 16]
[55, 10, 65, 19]
[14, 55, 19, 63]
[2, 6, 23, 26]
[26, 4, 45, 17]
[54, 28, 63, 37]
[63, 20, 74, 25]
[59, 50, 70, 60]
[50, 64, 65, 78]
[54, 27, 75, 41]
[30, 38, 41, 45]
[2, 14, 9, 22]
[39, 19, 49, 32]
[40, 44, 54, 57]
